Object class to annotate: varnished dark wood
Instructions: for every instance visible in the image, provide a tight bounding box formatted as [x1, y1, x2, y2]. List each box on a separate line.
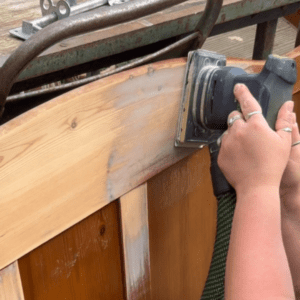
[18, 201, 125, 300]
[148, 149, 217, 300]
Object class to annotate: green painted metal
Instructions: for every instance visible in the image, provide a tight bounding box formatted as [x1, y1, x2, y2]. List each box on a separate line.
[2, 0, 300, 82]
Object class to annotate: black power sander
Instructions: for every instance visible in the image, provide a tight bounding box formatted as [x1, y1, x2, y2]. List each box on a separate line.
[175, 49, 297, 299]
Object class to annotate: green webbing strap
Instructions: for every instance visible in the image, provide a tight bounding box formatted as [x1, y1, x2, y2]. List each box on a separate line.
[200, 192, 236, 300]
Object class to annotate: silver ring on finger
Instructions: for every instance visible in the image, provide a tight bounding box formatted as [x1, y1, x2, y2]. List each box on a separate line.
[292, 141, 300, 147]
[281, 127, 292, 133]
[228, 115, 242, 128]
[246, 111, 262, 120]
[217, 131, 227, 147]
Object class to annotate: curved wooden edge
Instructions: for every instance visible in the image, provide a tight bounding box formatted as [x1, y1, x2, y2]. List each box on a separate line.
[0, 47, 300, 271]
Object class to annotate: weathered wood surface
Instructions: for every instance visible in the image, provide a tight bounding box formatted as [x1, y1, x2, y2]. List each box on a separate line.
[0, 48, 300, 272]
[0, 58, 192, 271]
[120, 184, 151, 300]
[0, 262, 24, 300]
[203, 18, 297, 60]
[18, 200, 124, 300]
[148, 149, 217, 300]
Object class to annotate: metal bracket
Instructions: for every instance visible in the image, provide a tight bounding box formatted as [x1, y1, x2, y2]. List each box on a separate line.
[40, 0, 75, 19]
[10, 0, 111, 40]
[108, 0, 130, 5]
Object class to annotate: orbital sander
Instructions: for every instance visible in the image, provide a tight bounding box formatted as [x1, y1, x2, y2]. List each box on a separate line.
[175, 49, 297, 299]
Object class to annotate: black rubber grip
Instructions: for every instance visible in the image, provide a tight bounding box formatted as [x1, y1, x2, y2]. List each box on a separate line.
[209, 142, 234, 197]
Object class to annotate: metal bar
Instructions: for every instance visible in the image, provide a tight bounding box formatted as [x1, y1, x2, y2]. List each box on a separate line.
[3, 0, 300, 85]
[0, 0, 191, 117]
[7, 32, 199, 101]
[71, 0, 108, 15]
[6, 0, 224, 102]
[252, 19, 278, 60]
[193, 0, 223, 49]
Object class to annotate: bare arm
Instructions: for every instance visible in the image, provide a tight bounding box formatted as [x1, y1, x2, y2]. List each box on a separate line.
[280, 120, 300, 298]
[218, 84, 295, 299]
[226, 187, 294, 299]
[281, 194, 300, 299]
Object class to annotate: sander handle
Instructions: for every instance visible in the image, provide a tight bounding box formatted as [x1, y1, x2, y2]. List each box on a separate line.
[209, 55, 297, 197]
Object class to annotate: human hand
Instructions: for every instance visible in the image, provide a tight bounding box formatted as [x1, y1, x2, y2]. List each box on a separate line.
[217, 83, 294, 195]
[280, 114, 300, 211]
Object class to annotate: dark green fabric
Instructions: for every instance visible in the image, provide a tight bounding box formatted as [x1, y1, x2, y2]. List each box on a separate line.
[200, 192, 236, 300]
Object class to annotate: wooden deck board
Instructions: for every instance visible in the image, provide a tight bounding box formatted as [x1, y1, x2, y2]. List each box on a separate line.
[203, 17, 297, 59]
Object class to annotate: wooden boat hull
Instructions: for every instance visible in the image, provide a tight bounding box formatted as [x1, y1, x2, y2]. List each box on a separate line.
[1, 49, 300, 299]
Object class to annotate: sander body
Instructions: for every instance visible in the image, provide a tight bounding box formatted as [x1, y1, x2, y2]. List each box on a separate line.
[175, 49, 297, 148]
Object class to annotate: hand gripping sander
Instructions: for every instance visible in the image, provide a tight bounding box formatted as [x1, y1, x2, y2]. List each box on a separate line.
[175, 49, 297, 149]
[174, 50, 297, 299]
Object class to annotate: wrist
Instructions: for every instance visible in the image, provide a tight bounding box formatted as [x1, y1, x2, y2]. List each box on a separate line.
[236, 184, 280, 199]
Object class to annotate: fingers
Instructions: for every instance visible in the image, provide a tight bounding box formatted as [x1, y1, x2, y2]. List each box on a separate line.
[290, 111, 300, 147]
[292, 122, 300, 146]
[275, 101, 294, 141]
[233, 83, 266, 124]
[227, 111, 245, 129]
[218, 111, 245, 147]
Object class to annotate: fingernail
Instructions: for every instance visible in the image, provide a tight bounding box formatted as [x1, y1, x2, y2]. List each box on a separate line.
[287, 101, 294, 112]
[234, 83, 244, 93]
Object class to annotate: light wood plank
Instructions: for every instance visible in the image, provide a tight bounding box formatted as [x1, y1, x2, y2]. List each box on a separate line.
[0, 58, 192, 270]
[0, 49, 300, 271]
[0, 262, 24, 300]
[120, 183, 151, 300]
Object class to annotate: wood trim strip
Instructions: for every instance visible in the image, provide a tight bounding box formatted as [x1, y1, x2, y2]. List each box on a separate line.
[120, 184, 151, 300]
[0, 261, 25, 300]
[0, 47, 299, 270]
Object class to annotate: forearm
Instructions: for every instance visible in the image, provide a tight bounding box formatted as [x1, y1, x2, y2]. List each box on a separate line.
[225, 187, 294, 300]
[281, 187, 300, 298]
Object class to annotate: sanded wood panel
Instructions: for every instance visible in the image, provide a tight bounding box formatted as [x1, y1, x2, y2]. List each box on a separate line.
[18, 201, 124, 300]
[120, 184, 151, 300]
[148, 149, 217, 300]
[0, 261, 25, 300]
[1, 48, 300, 276]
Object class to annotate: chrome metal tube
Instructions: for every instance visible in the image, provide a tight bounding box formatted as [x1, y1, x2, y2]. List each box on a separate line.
[71, 0, 108, 15]
[33, 0, 109, 32]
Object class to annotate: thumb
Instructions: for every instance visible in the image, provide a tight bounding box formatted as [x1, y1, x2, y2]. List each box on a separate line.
[275, 101, 294, 142]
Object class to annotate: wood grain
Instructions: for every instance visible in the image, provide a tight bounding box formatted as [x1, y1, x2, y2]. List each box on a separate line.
[148, 149, 217, 300]
[18, 200, 124, 300]
[120, 184, 151, 300]
[1, 48, 300, 272]
[0, 261, 24, 300]
[0, 58, 192, 271]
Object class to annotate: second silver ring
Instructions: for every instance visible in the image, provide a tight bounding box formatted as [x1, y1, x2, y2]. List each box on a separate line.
[228, 115, 242, 128]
